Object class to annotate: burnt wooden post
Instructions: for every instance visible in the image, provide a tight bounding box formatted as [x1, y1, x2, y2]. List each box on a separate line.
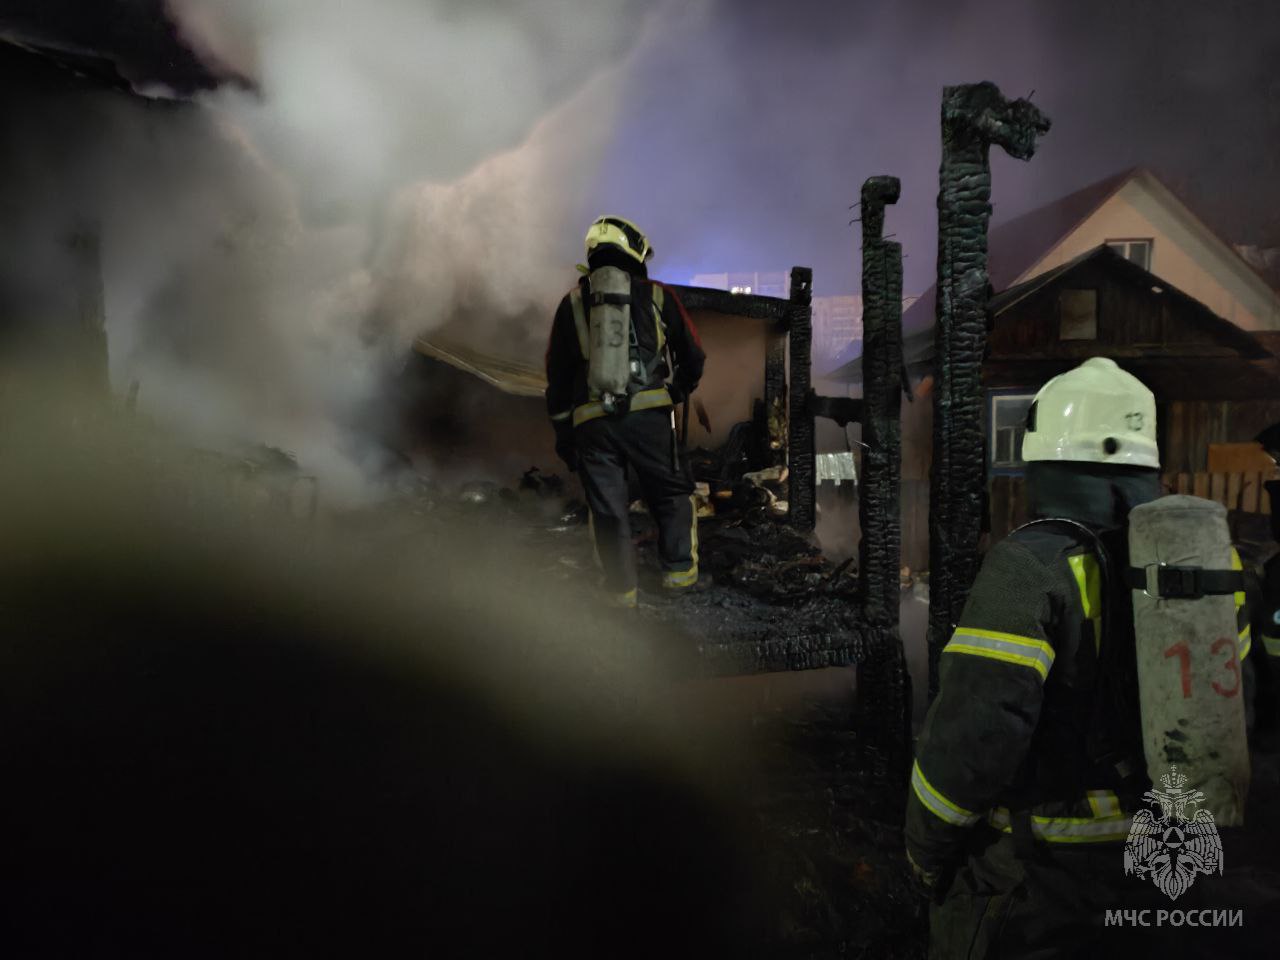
[927, 83, 1050, 697]
[786, 266, 815, 530]
[764, 325, 788, 468]
[858, 177, 904, 629]
[855, 176, 910, 780]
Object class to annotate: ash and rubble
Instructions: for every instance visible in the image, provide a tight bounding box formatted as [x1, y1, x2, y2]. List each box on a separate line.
[378, 436, 928, 957]
[401, 434, 886, 676]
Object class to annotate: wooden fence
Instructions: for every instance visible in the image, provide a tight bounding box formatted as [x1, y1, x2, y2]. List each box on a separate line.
[1163, 470, 1273, 514]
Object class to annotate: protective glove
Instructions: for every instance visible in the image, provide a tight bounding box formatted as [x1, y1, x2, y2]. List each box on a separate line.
[553, 421, 577, 473]
[906, 849, 949, 903]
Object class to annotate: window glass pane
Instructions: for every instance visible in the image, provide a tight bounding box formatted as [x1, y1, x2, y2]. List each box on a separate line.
[1127, 240, 1151, 271]
[1059, 288, 1097, 340]
[989, 393, 1035, 468]
[995, 429, 1013, 464]
[995, 396, 1033, 430]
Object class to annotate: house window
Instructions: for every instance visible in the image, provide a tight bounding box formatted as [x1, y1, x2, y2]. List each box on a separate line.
[989, 392, 1036, 471]
[1058, 288, 1098, 340]
[1106, 238, 1153, 271]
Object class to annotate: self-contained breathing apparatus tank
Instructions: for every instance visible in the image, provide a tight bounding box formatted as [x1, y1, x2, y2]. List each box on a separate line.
[584, 265, 634, 414]
[1127, 495, 1249, 825]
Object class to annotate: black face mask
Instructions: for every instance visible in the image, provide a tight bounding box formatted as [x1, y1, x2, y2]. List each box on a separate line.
[1025, 461, 1163, 532]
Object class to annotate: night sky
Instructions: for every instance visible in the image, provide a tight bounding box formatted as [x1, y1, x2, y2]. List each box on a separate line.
[593, 0, 1280, 294]
[5, 0, 1278, 295]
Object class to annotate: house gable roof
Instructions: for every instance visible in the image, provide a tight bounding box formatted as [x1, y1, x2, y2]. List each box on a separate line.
[988, 244, 1270, 359]
[827, 243, 1280, 389]
[900, 167, 1280, 340]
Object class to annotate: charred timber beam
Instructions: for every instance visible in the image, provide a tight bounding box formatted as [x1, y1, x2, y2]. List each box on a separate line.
[665, 285, 791, 321]
[764, 324, 788, 468]
[696, 630, 865, 677]
[927, 83, 1049, 698]
[858, 175, 904, 630]
[787, 266, 816, 530]
[855, 175, 910, 783]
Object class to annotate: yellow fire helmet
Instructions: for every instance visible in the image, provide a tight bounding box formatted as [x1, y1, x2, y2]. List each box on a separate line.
[1022, 357, 1160, 469]
[584, 215, 653, 265]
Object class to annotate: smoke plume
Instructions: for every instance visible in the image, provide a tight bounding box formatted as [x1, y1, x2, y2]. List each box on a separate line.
[5, 0, 691, 499]
[4, 0, 1275, 497]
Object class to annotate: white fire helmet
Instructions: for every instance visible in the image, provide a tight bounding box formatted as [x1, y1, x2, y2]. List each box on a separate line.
[1021, 357, 1160, 469]
[584, 215, 653, 264]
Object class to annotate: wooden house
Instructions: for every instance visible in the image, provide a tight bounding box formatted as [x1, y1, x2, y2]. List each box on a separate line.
[824, 168, 1280, 566]
[983, 244, 1280, 537]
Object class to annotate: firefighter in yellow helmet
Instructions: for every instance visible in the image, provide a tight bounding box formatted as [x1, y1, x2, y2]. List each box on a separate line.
[906, 358, 1254, 957]
[544, 216, 705, 607]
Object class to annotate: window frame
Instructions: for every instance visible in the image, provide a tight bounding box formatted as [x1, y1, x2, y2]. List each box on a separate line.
[1105, 238, 1153, 271]
[987, 389, 1038, 476]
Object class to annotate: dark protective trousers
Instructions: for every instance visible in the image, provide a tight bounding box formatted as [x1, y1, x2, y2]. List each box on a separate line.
[929, 830, 1280, 959]
[576, 407, 696, 595]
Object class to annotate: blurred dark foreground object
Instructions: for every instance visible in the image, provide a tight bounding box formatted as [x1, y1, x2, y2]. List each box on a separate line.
[0, 426, 765, 957]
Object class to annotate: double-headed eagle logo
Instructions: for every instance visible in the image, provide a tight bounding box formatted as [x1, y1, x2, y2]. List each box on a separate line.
[1124, 766, 1224, 900]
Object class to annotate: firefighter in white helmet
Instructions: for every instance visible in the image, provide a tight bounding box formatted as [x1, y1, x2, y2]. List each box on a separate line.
[544, 216, 705, 607]
[906, 358, 1253, 957]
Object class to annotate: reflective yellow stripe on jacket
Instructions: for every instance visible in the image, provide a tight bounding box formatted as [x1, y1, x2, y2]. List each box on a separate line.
[910, 761, 981, 828]
[1231, 548, 1251, 661]
[987, 790, 1131, 844]
[1067, 553, 1102, 654]
[942, 628, 1055, 681]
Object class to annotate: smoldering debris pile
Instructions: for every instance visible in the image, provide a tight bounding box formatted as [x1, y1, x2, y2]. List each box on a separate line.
[374, 418, 867, 674]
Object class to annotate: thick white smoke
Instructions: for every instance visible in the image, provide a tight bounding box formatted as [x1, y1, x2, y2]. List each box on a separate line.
[89, 0, 689, 500]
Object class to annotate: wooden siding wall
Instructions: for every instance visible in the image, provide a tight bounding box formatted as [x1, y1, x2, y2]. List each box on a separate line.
[987, 257, 1243, 361]
[1161, 400, 1280, 474]
[899, 397, 1280, 570]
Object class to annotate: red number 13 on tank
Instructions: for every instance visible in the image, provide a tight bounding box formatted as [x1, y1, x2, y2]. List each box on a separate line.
[1163, 639, 1240, 699]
